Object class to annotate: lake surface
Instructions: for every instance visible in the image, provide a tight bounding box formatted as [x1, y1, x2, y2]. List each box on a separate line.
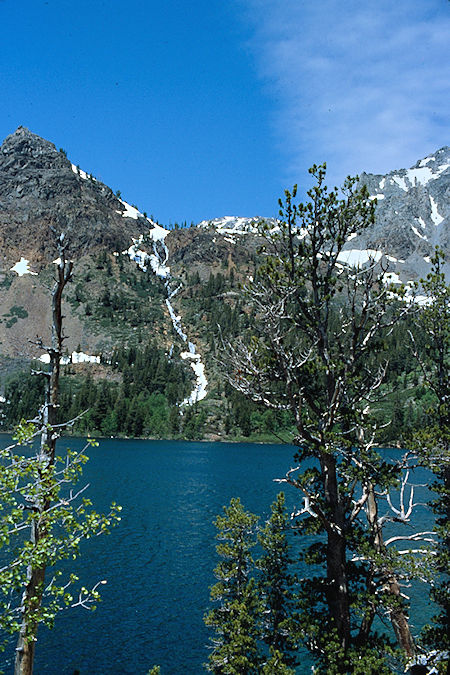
[0, 437, 435, 674]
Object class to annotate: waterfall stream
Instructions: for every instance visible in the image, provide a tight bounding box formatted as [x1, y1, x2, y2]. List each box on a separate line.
[125, 222, 208, 405]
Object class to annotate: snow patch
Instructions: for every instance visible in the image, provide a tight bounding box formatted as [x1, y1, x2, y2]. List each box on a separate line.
[123, 224, 171, 278]
[124, 243, 149, 271]
[429, 195, 444, 226]
[384, 162, 449, 194]
[411, 224, 428, 241]
[165, 299, 187, 342]
[71, 164, 90, 180]
[419, 156, 435, 167]
[118, 200, 141, 220]
[199, 216, 284, 239]
[406, 163, 449, 186]
[180, 352, 208, 405]
[166, 297, 208, 404]
[391, 175, 408, 192]
[148, 221, 170, 242]
[39, 351, 100, 365]
[200, 216, 254, 233]
[406, 167, 434, 186]
[71, 352, 101, 364]
[384, 272, 402, 285]
[10, 258, 37, 276]
[337, 249, 382, 267]
[198, 216, 270, 236]
[436, 162, 450, 174]
[414, 295, 433, 306]
[148, 254, 170, 278]
[369, 193, 385, 200]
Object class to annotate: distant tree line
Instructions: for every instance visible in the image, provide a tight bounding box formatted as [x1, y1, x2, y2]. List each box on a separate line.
[1, 341, 198, 439]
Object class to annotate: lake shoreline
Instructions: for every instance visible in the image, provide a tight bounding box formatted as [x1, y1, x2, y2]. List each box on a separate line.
[0, 428, 296, 446]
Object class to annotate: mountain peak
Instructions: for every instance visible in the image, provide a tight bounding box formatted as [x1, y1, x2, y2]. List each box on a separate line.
[0, 128, 147, 262]
[0, 126, 69, 175]
[411, 145, 450, 170]
[3, 125, 57, 149]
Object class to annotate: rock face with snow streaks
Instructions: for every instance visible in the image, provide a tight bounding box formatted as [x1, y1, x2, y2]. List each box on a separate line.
[0, 126, 448, 387]
[355, 146, 450, 280]
[194, 150, 449, 283]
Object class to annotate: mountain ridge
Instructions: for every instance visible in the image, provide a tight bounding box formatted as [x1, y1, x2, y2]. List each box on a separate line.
[1, 127, 448, 280]
[0, 127, 448, 441]
[0, 128, 448, 368]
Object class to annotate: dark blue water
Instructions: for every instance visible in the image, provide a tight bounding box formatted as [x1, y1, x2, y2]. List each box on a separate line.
[0, 438, 435, 674]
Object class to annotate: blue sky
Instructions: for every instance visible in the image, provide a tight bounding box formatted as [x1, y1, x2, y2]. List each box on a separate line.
[0, 0, 448, 224]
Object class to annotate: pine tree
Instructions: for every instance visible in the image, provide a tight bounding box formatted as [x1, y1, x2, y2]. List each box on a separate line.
[261, 649, 295, 675]
[224, 166, 418, 671]
[409, 247, 449, 673]
[257, 493, 298, 668]
[204, 498, 262, 673]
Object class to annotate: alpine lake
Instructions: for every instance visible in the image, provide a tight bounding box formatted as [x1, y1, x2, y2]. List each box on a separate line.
[0, 437, 435, 674]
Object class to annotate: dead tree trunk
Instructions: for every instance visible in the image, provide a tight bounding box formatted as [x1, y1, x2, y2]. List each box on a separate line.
[366, 484, 416, 661]
[14, 237, 73, 675]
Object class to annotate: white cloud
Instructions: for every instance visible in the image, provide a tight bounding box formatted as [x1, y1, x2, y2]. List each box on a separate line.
[239, 0, 450, 187]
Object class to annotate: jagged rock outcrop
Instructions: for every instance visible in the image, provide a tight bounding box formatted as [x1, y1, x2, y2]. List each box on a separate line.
[355, 147, 449, 280]
[0, 127, 147, 265]
[195, 153, 449, 282]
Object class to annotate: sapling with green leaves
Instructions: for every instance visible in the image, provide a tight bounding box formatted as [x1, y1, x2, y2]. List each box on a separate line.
[0, 235, 121, 675]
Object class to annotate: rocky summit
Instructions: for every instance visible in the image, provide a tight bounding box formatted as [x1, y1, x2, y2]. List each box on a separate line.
[0, 126, 148, 265]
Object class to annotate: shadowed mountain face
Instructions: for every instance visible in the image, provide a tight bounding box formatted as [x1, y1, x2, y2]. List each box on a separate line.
[0, 126, 147, 265]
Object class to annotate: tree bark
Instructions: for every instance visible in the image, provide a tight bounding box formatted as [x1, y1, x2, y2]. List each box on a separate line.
[321, 452, 351, 651]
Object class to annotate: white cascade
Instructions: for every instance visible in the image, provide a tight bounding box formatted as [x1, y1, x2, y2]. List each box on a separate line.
[124, 216, 208, 405]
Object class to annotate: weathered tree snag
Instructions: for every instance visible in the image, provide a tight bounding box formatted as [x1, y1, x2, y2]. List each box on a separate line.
[14, 236, 73, 675]
[365, 484, 416, 660]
